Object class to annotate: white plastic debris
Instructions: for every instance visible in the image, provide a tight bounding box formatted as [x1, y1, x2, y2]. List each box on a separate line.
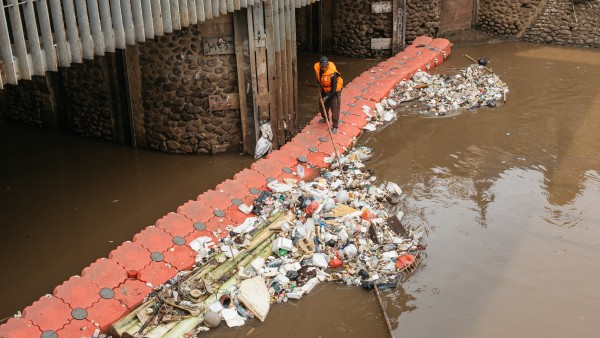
[189, 236, 214, 251]
[238, 277, 271, 322]
[221, 308, 246, 327]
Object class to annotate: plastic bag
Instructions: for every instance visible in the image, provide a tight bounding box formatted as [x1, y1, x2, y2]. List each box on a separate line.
[254, 137, 272, 159]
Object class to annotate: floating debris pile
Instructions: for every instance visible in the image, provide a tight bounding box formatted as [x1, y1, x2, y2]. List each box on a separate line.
[388, 63, 509, 116]
[110, 147, 426, 337]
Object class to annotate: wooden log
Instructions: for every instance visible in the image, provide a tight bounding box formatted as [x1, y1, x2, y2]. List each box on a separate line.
[110, 0, 126, 49]
[48, 0, 71, 67]
[264, 0, 279, 149]
[273, 0, 284, 147]
[8, 0, 32, 79]
[285, 0, 294, 134]
[247, 4, 261, 148]
[130, 0, 146, 42]
[23, 0, 45, 75]
[87, 0, 105, 55]
[291, 0, 299, 132]
[279, 0, 289, 142]
[188, 0, 197, 24]
[179, 0, 189, 27]
[120, 0, 136, 45]
[141, 0, 155, 38]
[152, 0, 164, 36]
[0, 0, 18, 83]
[99, 0, 115, 52]
[160, 0, 173, 33]
[234, 10, 252, 154]
[170, 0, 181, 31]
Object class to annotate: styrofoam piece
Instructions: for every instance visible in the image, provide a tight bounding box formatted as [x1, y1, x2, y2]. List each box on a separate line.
[272, 237, 293, 253]
[221, 308, 246, 327]
[238, 276, 270, 322]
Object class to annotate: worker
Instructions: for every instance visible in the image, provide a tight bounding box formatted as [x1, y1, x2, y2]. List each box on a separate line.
[314, 56, 343, 134]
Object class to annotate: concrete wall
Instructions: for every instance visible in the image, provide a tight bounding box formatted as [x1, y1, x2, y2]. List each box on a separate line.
[137, 16, 242, 155]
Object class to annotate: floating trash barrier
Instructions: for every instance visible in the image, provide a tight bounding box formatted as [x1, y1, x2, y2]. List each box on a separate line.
[387, 63, 509, 116]
[110, 146, 426, 337]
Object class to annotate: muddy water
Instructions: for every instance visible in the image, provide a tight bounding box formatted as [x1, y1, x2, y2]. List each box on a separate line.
[1, 43, 600, 338]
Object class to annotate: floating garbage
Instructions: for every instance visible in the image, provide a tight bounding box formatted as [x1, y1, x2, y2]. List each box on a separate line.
[110, 147, 426, 337]
[388, 63, 509, 116]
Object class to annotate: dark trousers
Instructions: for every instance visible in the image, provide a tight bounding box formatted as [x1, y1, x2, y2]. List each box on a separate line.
[319, 90, 341, 128]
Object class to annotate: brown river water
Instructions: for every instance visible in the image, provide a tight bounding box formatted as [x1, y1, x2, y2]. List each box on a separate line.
[1, 42, 599, 338]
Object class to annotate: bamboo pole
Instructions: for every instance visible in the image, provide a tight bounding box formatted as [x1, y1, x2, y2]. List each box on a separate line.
[9, 0, 32, 78]
[318, 92, 348, 187]
[374, 283, 396, 338]
[23, 0, 45, 75]
[48, 0, 71, 67]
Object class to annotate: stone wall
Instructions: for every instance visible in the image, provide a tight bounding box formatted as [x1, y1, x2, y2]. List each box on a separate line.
[60, 59, 115, 141]
[477, 0, 600, 48]
[522, 0, 600, 47]
[0, 77, 51, 127]
[406, 0, 441, 43]
[0, 59, 116, 140]
[477, 0, 543, 36]
[138, 17, 241, 154]
[332, 0, 394, 57]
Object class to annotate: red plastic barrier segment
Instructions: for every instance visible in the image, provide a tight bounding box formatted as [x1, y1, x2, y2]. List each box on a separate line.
[23, 295, 72, 331]
[58, 318, 97, 337]
[86, 298, 129, 331]
[307, 152, 330, 168]
[53, 276, 101, 309]
[215, 179, 252, 201]
[177, 200, 214, 224]
[0, 318, 42, 338]
[108, 241, 152, 273]
[155, 212, 195, 238]
[133, 226, 175, 254]
[233, 169, 268, 190]
[197, 189, 233, 211]
[163, 245, 196, 271]
[411, 36, 433, 46]
[113, 279, 154, 310]
[81, 258, 128, 290]
[136, 261, 178, 287]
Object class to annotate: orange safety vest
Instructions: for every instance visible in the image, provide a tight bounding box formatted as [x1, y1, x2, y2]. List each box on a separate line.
[314, 61, 344, 94]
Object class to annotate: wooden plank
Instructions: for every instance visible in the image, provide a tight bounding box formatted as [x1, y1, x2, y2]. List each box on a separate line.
[49, 0, 72, 66]
[131, 0, 146, 42]
[9, 0, 32, 78]
[220, 0, 227, 15]
[0, 0, 18, 84]
[171, 0, 181, 30]
[209, 93, 240, 110]
[273, 0, 284, 146]
[141, 0, 155, 38]
[161, 0, 173, 33]
[252, 1, 268, 123]
[121, 0, 136, 45]
[233, 10, 250, 153]
[264, 0, 279, 148]
[188, 0, 197, 24]
[87, 0, 106, 55]
[203, 37, 235, 55]
[204, 0, 213, 20]
[372, 1, 392, 14]
[371, 37, 391, 50]
[227, 0, 234, 12]
[197, 0, 206, 22]
[247, 5, 260, 144]
[23, 0, 45, 74]
[179, 0, 189, 27]
[234, 0, 241, 10]
[279, 0, 289, 141]
[285, 0, 294, 134]
[392, 0, 398, 53]
[35, 0, 57, 71]
[240, 0, 247, 8]
[111, 0, 126, 49]
[75, 0, 94, 59]
[151, 0, 164, 36]
[212, 0, 219, 18]
[99, 0, 116, 52]
[291, 0, 298, 132]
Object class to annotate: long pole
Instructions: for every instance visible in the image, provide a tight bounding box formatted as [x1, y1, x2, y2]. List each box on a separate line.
[318, 92, 348, 187]
[374, 283, 396, 338]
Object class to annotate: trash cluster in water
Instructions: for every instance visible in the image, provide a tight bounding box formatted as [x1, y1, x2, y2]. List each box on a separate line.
[112, 147, 425, 337]
[388, 64, 509, 116]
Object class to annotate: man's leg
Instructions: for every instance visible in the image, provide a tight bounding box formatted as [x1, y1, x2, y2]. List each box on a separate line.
[330, 91, 341, 129]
